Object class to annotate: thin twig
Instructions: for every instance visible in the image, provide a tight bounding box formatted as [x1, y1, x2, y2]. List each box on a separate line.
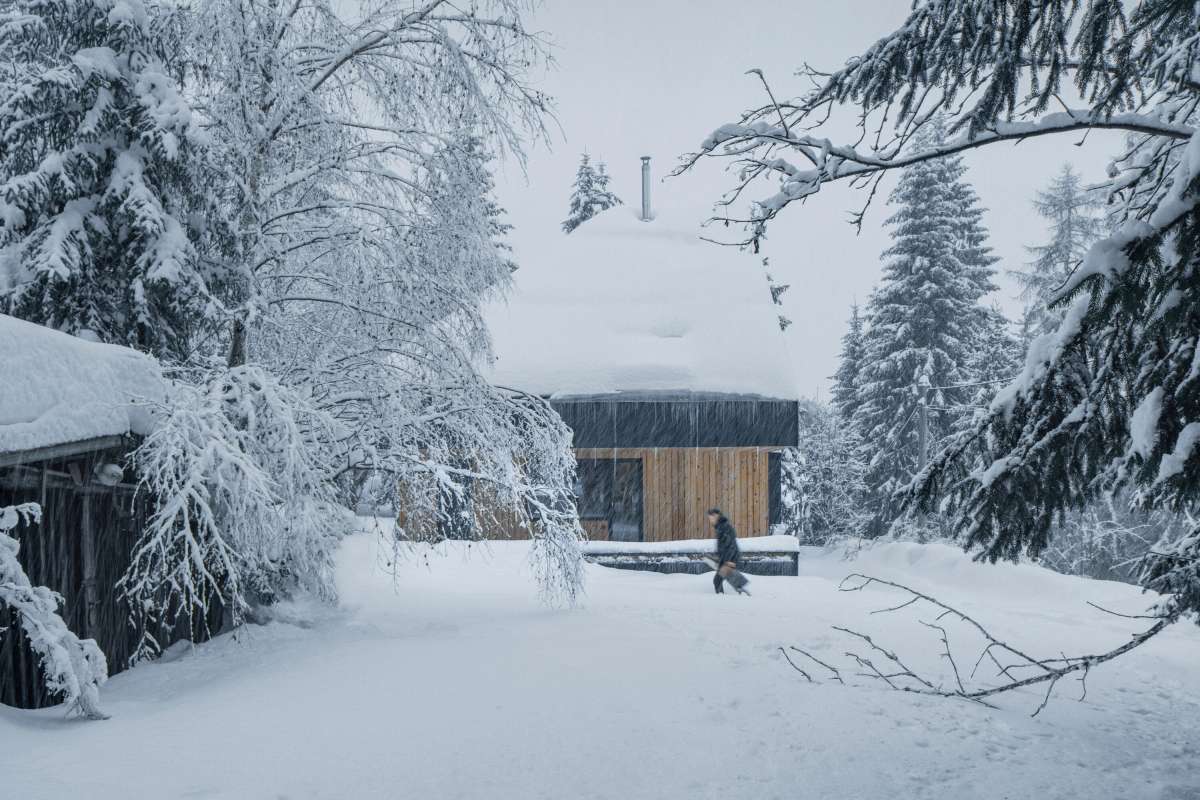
[921, 620, 965, 695]
[746, 68, 791, 139]
[870, 595, 920, 615]
[833, 626, 935, 690]
[778, 647, 812, 682]
[789, 646, 845, 684]
[1086, 601, 1167, 621]
[1032, 674, 1061, 717]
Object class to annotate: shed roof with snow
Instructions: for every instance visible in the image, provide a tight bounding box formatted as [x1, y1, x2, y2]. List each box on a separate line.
[0, 314, 166, 462]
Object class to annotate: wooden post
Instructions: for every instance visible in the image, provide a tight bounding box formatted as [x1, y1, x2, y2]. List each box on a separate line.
[79, 493, 99, 637]
[68, 460, 99, 637]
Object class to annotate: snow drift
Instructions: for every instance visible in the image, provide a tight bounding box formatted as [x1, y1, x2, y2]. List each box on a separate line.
[3, 529, 1197, 799]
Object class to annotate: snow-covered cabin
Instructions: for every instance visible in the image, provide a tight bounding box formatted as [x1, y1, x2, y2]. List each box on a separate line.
[0, 315, 204, 708]
[487, 159, 800, 543]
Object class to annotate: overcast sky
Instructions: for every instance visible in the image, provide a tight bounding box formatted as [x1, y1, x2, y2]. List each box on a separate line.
[494, 0, 1123, 399]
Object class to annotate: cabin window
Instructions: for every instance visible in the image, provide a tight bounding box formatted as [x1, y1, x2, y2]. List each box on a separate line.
[574, 458, 643, 542]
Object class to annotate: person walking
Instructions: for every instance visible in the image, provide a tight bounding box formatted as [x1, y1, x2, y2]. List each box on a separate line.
[707, 507, 747, 594]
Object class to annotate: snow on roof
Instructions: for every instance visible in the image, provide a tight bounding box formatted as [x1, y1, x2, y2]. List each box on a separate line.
[0, 315, 166, 456]
[486, 179, 799, 400]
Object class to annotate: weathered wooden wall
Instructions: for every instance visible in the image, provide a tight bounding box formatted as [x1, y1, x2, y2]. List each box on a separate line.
[1, 447, 221, 710]
[574, 447, 773, 541]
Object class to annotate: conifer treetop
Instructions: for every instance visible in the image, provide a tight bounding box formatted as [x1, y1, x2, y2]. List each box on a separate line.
[562, 151, 623, 234]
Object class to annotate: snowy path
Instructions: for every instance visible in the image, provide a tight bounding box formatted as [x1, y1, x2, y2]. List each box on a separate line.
[4, 529, 1199, 800]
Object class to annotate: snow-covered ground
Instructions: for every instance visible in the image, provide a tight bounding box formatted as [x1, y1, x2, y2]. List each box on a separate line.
[4, 525, 1199, 800]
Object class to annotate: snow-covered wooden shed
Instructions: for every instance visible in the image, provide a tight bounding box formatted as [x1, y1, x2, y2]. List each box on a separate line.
[487, 162, 799, 543]
[0, 315, 206, 708]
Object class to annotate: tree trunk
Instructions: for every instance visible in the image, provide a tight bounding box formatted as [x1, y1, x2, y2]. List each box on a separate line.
[227, 318, 247, 368]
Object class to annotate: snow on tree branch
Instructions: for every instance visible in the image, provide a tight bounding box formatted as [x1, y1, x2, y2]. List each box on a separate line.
[5, 0, 584, 633]
[676, 2, 1199, 243]
[167, 0, 584, 604]
[682, 0, 1200, 625]
[0, 503, 109, 720]
[367, 383, 586, 606]
[0, 0, 226, 361]
[122, 367, 348, 661]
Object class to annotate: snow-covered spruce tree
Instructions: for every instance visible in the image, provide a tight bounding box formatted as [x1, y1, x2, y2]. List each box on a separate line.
[681, 0, 1200, 626]
[787, 404, 870, 546]
[962, 304, 1022, 412]
[777, 446, 804, 538]
[562, 154, 598, 234]
[562, 153, 622, 233]
[1014, 164, 1106, 339]
[1014, 169, 1167, 585]
[594, 161, 623, 221]
[830, 303, 866, 422]
[174, 0, 584, 604]
[850, 123, 997, 535]
[0, 0, 226, 362]
[0, 504, 107, 719]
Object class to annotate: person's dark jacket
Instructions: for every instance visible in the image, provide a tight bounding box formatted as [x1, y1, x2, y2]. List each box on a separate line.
[714, 516, 740, 565]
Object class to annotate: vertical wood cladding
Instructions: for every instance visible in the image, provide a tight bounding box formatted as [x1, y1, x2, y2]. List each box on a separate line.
[574, 447, 773, 541]
[550, 395, 799, 448]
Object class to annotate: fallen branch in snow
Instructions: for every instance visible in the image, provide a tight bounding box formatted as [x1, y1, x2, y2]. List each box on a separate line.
[783, 573, 1168, 716]
[778, 647, 812, 681]
[0, 503, 109, 720]
[785, 646, 844, 684]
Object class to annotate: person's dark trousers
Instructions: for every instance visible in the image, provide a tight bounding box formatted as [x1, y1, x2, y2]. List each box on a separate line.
[713, 572, 724, 593]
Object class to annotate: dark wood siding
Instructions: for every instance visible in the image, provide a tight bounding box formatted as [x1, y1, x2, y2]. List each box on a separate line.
[550, 394, 799, 449]
[1, 444, 222, 709]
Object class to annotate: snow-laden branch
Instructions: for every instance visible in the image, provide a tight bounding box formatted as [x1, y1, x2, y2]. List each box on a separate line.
[0, 503, 108, 719]
[682, 110, 1195, 235]
[123, 366, 348, 660]
[680, 0, 1200, 624]
[676, 1, 1200, 246]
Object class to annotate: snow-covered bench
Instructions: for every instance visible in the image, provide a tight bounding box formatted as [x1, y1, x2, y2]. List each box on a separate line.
[582, 535, 800, 576]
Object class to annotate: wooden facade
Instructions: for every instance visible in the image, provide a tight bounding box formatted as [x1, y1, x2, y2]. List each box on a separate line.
[574, 447, 775, 541]
[482, 393, 798, 543]
[557, 393, 796, 543]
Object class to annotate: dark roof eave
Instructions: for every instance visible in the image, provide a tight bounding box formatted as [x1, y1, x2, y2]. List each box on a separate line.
[0, 434, 133, 469]
[546, 390, 798, 403]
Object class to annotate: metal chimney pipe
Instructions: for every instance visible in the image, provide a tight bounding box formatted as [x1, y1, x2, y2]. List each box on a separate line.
[640, 156, 652, 221]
